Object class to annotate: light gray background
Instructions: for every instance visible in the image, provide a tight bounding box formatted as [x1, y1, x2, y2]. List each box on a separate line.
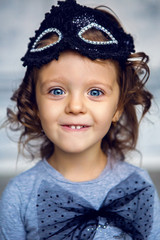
[0, 0, 160, 195]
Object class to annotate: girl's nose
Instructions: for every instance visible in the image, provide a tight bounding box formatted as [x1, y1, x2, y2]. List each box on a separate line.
[65, 94, 87, 115]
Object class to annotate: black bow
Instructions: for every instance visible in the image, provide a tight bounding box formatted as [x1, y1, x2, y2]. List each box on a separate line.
[36, 173, 154, 240]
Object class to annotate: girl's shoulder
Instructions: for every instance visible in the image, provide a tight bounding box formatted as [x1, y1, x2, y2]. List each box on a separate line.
[110, 157, 153, 185]
[0, 160, 44, 200]
[11, 160, 43, 181]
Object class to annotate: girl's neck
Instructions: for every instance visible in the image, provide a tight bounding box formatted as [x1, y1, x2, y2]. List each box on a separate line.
[48, 146, 107, 182]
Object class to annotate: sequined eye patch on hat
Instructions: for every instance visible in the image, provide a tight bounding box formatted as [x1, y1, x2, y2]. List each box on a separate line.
[21, 0, 135, 68]
[30, 28, 62, 52]
[30, 23, 118, 53]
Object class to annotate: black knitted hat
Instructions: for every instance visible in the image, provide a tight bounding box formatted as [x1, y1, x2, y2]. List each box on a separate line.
[21, 0, 135, 68]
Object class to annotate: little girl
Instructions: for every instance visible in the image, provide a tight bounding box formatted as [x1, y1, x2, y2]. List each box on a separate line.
[0, 0, 160, 239]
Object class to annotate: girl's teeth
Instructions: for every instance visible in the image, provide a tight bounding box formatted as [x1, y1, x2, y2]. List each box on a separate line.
[70, 125, 83, 129]
[71, 126, 76, 129]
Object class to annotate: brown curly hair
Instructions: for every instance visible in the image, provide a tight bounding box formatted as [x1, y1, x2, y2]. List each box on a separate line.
[5, 7, 153, 161]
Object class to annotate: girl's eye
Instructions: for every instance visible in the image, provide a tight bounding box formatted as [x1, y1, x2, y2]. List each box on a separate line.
[88, 89, 103, 96]
[50, 88, 65, 95]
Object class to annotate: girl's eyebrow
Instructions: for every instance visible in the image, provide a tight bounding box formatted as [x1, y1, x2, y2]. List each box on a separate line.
[39, 78, 114, 91]
[86, 79, 113, 90]
[39, 78, 65, 89]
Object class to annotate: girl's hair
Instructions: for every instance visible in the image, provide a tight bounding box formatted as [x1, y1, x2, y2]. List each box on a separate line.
[5, 7, 153, 161]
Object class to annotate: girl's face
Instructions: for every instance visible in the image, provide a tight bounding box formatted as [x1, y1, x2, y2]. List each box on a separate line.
[36, 51, 121, 155]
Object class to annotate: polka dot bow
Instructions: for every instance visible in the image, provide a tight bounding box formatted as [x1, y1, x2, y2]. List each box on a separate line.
[36, 173, 154, 240]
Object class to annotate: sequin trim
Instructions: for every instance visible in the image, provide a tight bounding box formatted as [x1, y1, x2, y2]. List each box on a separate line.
[78, 23, 118, 45]
[30, 28, 62, 52]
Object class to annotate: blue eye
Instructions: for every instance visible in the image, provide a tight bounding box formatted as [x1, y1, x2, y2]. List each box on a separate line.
[89, 89, 103, 96]
[50, 88, 64, 95]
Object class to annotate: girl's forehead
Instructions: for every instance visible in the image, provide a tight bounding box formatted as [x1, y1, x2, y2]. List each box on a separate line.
[37, 51, 119, 90]
[38, 51, 118, 79]
[40, 50, 117, 70]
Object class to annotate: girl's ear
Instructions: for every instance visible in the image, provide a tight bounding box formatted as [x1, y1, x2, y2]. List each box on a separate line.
[112, 108, 123, 123]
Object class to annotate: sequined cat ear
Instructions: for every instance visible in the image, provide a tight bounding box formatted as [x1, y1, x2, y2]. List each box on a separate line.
[78, 23, 118, 45]
[30, 28, 62, 52]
